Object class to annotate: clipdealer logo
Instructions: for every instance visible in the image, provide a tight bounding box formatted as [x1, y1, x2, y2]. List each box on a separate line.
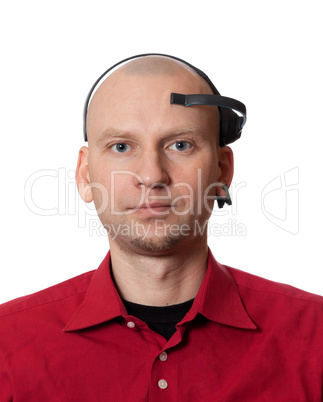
[23, 167, 300, 237]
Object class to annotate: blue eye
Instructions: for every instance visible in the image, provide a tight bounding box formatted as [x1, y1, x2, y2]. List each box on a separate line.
[169, 141, 192, 151]
[111, 143, 131, 153]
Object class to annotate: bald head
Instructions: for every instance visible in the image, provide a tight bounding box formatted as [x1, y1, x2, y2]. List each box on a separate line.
[121, 56, 181, 76]
[88, 56, 214, 110]
[119, 56, 205, 79]
[86, 55, 219, 144]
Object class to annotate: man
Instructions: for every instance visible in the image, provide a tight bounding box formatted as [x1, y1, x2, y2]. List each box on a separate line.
[0, 54, 322, 401]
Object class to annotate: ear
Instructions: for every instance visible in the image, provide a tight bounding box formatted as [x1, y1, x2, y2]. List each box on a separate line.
[75, 146, 93, 203]
[216, 146, 234, 197]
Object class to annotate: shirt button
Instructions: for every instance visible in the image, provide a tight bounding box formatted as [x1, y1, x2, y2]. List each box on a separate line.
[158, 379, 168, 390]
[127, 321, 135, 328]
[159, 351, 168, 361]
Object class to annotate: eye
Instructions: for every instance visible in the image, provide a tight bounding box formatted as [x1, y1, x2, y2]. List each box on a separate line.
[111, 143, 132, 153]
[169, 141, 192, 151]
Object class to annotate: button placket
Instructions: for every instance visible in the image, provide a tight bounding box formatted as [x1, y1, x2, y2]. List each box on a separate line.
[156, 351, 169, 390]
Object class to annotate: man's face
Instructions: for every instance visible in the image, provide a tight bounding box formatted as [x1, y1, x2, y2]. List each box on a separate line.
[77, 63, 232, 253]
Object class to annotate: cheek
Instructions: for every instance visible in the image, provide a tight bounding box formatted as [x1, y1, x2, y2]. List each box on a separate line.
[103, 173, 140, 210]
[179, 156, 218, 189]
[179, 158, 218, 211]
[88, 154, 115, 192]
[87, 158, 111, 210]
[89, 170, 111, 201]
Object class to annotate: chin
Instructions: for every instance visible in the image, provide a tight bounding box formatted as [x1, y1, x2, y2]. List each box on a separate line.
[129, 234, 183, 253]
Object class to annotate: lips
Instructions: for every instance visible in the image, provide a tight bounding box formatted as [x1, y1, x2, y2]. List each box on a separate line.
[128, 200, 174, 209]
[139, 203, 172, 209]
[129, 202, 174, 215]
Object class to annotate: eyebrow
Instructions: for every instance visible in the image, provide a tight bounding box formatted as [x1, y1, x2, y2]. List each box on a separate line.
[95, 126, 207, 146]
[95, 129, 137, 146]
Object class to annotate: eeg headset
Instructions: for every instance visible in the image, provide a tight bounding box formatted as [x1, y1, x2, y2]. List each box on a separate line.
[83, 53, 247, 147]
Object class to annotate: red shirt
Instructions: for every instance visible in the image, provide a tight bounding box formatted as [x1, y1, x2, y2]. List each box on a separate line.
[0, 250, 322, 401]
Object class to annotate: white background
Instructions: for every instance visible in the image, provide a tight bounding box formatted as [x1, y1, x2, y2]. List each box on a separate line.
[0, 0, 322, 303]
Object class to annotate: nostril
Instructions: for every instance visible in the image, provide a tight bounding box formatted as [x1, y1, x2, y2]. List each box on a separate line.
[152, 182, 168, 189]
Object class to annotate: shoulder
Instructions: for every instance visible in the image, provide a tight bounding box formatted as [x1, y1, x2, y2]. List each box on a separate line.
[224, 265, 323, 338]
[0, 270, 95, 320]
[225, 265, 323, 306]
[222, 265, 323, 355]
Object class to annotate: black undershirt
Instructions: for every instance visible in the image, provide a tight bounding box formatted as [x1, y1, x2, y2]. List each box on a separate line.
[122, 299, 194, 341]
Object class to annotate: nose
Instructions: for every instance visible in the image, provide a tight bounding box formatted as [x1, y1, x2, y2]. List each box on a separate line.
[136, 150, 170, 189]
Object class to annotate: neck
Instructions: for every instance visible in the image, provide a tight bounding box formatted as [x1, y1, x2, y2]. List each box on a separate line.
[109, 239, 208, 307]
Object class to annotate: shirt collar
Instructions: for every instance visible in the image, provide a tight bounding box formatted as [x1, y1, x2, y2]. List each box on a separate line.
[64, 252, 125, 332]
[64, 249, 256, 332]
[181, 250, 257, 330]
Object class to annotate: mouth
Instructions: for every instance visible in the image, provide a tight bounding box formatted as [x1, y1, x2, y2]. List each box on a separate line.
[129, 202, 174, 216]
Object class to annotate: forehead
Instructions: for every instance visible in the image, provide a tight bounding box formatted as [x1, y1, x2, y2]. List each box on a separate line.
[87, 59, 218, 142]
